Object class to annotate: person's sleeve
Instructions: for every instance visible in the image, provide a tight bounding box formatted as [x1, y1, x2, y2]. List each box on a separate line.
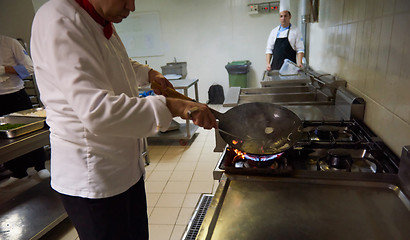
[265, 28, 277, 54]
[31, 16, 172, 138]
[295, 28, 305, 53]
[129, 59, 152, 87]
[11, 38, 34, 78]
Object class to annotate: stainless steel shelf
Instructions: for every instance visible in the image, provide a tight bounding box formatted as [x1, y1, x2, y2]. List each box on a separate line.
[0, 180, 67, 240]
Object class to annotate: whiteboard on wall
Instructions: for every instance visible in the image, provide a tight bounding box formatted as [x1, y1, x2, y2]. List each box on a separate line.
[115, 12, 163, 57]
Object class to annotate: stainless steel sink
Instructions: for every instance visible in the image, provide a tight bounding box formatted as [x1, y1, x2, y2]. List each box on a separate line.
[238, 85, 333, 105]
[261, 70, 311, 87]
[241, 85, 312, 94]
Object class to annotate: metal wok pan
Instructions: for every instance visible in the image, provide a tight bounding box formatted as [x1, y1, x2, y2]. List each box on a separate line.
[152, 83, 303, 155]
[215, 102, 302, 155]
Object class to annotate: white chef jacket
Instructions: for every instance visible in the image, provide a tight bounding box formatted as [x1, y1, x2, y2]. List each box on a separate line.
[265, 25, 305, 55]
[0, 35, 34, 95]
[31, 0, 173, 199]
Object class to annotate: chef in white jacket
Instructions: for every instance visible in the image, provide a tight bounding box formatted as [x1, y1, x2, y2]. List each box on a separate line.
[265, 4, 304, 71]
[0, 35, 50, 188]
[30, 0, 216, 239]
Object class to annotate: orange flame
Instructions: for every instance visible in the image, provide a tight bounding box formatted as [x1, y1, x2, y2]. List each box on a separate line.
[232, 140, 238, 145]
[233, 149, 246, 159]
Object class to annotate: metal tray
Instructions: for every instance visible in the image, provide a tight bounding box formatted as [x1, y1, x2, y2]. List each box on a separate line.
[0, 116, 46, 138]
[197, 174, 410, 240]
[7, 107, 46, 118]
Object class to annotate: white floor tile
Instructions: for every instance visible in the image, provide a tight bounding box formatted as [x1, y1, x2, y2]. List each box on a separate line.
[145, 181, 167, 193]
[156, 193, 186, 207]
[169, 170, 194, 182]
[149, 207, 180, 224]
[187, 181, 214, 194]
[147, 170, 173, 182]
[163, 181, 190, 193]
[146, 192, 161, 207]
[176, 207, 195, 225]
[149, 224, 174, 240]
[170, 225, 187, 240]
[183, 193, 202, 208]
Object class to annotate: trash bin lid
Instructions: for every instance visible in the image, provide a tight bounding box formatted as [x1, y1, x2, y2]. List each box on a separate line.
[227, 60, 251, 66]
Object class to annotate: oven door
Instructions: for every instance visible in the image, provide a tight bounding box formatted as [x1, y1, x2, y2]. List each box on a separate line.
[197, 173, 410, 240]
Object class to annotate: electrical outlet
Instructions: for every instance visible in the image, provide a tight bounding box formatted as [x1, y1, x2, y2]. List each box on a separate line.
[248, 4, 259, 14]
[258, 3, 270, 13]
[269, 2, 279, 12]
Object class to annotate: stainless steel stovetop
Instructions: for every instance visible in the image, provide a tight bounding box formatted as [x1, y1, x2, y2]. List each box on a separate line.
[214, 119, 400, 180]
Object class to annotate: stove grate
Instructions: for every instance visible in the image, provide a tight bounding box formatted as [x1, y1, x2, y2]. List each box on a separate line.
[182, 194, 213, 240]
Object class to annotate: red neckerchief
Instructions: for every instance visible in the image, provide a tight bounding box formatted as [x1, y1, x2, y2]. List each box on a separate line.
[75, 0, 113, 39]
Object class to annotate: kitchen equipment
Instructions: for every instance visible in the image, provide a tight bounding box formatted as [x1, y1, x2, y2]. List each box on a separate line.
[8, 107, 46, 118]
[191, 119, 409, 240]
[152, 82, 303, 155]
[0, 116, 45, 138]
[196, 173, 410, 240]
[161, 61, 187, 79]
[214, 119, 400, 180]
[216, 102, 303, 155]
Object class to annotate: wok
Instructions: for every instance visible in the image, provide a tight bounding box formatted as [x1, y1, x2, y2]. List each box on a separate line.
[151, 82, 303, 155]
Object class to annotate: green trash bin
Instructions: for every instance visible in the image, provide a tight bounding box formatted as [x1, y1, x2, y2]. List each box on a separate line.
[225, 60, 251, 88]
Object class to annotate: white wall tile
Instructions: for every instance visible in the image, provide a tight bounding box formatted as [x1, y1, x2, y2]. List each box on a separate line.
[309, 0, 410, 156]
[383, 0, 396, 16]
[395, 0, 410, 13]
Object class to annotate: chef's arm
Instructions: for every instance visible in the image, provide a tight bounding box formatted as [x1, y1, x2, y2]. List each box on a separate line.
[266, 54, 272, 71]
[148, 69, 174, 96]
[0, 66, 18, 74]
[165, 97, 217, 130]
[297, 52, 304, 68]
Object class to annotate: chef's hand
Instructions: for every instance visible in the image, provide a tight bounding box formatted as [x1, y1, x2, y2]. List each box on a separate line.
[148, 69, 174, 96]
[165, 98, 217, 130]
[266, 64, 271, 71]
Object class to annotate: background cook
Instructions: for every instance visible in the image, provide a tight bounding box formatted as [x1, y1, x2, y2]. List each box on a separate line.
[0, 34, 50, 188]
[265, 3, 304, 71]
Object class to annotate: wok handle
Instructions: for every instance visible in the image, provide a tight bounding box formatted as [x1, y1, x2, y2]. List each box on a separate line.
[150, 81, 223, 120]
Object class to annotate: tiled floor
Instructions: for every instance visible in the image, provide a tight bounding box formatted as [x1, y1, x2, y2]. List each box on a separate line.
[36, 119, 221, 240]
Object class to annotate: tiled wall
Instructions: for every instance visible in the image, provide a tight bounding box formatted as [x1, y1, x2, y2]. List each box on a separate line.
[308, 0, 410, 156]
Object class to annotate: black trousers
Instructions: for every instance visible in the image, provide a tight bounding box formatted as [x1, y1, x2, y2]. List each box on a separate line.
[4, 148, 47, 178]
[0, 89, 47, 178]
[59, 177, 149, 240]
[0, 88, 33, 116]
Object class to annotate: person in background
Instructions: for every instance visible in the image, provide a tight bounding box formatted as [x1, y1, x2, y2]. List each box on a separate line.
[0, 35, 50, 188]
[30, 0, 217, 239]
[265, 9, 304, 71]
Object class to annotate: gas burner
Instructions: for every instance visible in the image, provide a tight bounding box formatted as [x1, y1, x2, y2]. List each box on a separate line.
[318, 149, 353, 172]
[218, 120, 400, 176]
[311, 125, 354, 143]
[314, 125, 340, 140]
[234, 159, 279, 169]
[231, 149, 283, 168]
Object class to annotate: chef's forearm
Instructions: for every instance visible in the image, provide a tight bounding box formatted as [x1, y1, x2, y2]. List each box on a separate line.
[1, 66, 18, 74]
[297, 52, 304, 67]
[266, 54, 272, 70]
[266, 54, 272, 66]
[165, 97, 217, 129]
[148, 69, 161, 82]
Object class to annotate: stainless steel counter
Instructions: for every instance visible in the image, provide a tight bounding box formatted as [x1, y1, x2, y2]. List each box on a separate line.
[0, 181, 67, 240]
[197, 172, 410, 240]
[0, 128, 68, 240]
[0, 128, 49, 164]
